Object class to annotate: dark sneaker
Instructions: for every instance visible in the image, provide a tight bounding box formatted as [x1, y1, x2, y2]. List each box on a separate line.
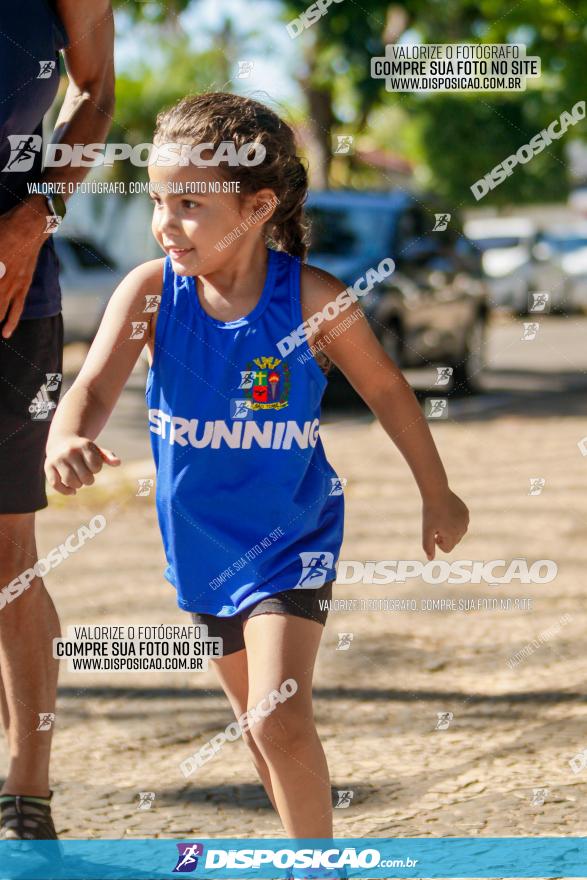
[0, 793, 62, 863]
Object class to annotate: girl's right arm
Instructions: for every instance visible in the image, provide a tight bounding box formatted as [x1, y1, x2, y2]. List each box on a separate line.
[45, 258, 164, 495]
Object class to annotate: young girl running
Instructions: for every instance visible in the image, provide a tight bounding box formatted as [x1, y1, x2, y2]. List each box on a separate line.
[45, 93, 469, 873]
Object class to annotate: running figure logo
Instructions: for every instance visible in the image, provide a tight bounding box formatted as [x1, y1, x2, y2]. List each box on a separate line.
[531, 787, 548, 806]
[38, 61, 56, 79]
[137, 791, 156, 810]
[230, 399, 252, 420]
[335, 790, 354, 808]
[433, 213, 451, 231]
[173, 843, 204, 873]
[144, 294, 161, 313]
[130, 322, 148, 340]
[3, 134, 42, 172]
[44, 215, 62, 233]
[435, 711, 453, 730]
[529, 292, 550, 313]
[435, 367, 453, 386]
[426, 398, 448, 419]
[294, 552, 334, 588]
[237, 60, 254, 78]
[521, 322, 539, 341]
[528, 477, 545, 496]
[334, 135, 354, 154]
[37, 713, 55, 731]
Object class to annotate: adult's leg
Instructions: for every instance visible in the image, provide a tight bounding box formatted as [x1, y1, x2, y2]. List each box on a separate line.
[0, 669, 9, 733]
[0, 513, 60, 796]
[243, 613, 332, 838]
[211, 648, 278, 811]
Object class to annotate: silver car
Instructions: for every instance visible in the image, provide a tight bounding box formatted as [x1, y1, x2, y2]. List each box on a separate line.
[532, 227, 587, 313]
[464, 217, 539, 314]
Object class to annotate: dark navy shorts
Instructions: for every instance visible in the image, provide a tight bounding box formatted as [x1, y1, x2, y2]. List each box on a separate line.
[0, 314, 63, 514]
[190, 580, 333, 656]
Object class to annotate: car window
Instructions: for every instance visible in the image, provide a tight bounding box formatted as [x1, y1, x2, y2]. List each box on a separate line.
[395, 207, 442, 262]
[455, 235, 483, 274]
[396, 207, 427, 244]
[471, 236, 525, 251]
[307, 206, 392, 257]
[538, 234, 587, 253]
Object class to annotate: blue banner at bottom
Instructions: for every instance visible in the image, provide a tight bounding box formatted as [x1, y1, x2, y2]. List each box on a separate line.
[0, 837, 586, 879]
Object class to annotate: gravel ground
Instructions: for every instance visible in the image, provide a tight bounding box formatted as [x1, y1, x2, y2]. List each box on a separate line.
[2, 395, 586, 847]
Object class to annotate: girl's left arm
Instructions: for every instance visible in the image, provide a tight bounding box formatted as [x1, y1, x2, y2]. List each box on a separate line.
[301, 266, 469, 560]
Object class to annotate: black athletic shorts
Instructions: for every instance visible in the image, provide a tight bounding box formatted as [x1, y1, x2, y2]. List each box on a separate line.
[0, 314, 64, 514]
[190, 580, 333, 656]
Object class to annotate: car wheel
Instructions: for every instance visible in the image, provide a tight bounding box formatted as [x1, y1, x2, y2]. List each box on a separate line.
[451, 314, 486, 395]
[514, 286, 531, 317]
[555, 281, 576, 315]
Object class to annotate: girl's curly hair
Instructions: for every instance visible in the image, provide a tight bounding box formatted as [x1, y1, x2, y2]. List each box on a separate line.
[154, 92, 309, 260]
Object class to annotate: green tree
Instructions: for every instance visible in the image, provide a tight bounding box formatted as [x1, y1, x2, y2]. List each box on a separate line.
[107, 38, 231, 181]
[279, 0, 587, 199]
[111, 0, 587, 201]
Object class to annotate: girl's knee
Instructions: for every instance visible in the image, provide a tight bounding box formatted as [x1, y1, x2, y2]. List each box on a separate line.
[241, 727, 259, 755]
[247, 701, 312, 758]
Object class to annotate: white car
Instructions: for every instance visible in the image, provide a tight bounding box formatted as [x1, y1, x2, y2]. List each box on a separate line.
[532, 227, 587, 313]
[54, 235, 124, 343]
[465, 217, 538, 313]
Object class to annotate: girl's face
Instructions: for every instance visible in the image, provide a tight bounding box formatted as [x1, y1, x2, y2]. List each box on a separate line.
[148, 161, 249, 275]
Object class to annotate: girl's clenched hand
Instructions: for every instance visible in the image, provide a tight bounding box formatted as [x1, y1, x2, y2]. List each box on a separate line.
[45, 436, 120, 495]
[422, 489, 469, 560]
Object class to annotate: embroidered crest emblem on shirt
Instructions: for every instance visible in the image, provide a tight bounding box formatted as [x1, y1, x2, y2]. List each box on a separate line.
[239, 356, 290, 410]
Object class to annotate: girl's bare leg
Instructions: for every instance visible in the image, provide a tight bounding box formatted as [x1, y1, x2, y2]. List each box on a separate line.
[211, 647, 278, 811]
[243, 613, 332, 839]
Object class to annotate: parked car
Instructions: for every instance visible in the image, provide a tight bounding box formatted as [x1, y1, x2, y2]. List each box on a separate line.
[54, 234, 124, 343]
[306, 190, 489, 393]
[532, 226, 587, 313]
[464, 217, 541, 314]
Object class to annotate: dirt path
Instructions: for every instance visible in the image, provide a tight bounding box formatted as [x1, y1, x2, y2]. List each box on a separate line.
[2, 405, 586, 841]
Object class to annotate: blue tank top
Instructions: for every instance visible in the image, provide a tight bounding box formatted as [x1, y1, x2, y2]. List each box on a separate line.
[0, 0, 67, 320]
[145, 248, 344, 616]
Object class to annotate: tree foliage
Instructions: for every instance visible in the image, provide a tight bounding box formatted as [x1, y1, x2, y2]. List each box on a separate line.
[110, 0, 587, 201]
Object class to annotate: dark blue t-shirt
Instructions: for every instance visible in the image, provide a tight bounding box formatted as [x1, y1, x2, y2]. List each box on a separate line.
[0, 1, 68, 320]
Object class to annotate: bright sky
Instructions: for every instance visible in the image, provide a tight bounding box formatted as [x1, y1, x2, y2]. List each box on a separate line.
[115, 0, 300, 103]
